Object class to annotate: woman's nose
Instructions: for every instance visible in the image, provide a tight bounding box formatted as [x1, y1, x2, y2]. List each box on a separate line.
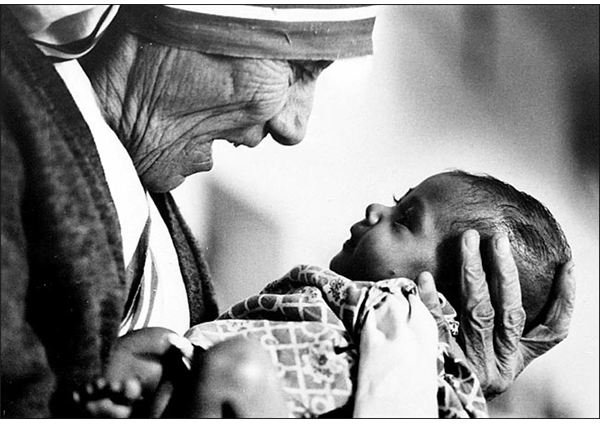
[266, 79, 316, 146]
[365, 203, 386, 226]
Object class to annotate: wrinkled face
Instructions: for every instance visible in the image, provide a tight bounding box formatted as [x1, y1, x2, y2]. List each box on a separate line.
[92, 36, 332, 192]
[330, 174, 463, 282]
[141, 56, 330, 192]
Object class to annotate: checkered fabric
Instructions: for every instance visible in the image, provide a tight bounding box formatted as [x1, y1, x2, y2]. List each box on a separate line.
[185, 265, 488, 418]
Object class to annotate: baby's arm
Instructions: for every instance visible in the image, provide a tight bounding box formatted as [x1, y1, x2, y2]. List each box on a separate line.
[74, 327, 289, 418]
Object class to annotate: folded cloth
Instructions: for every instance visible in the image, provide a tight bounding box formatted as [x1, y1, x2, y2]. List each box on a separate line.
[122, 5, 376, 60]
[9, 5, 376, 61]
[8, 5, 120, 60]
[185, 265, 487, 418]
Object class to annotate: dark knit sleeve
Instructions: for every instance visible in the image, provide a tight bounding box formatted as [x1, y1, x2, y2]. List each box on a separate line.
[151, 192, 219, 325]
[1, 117, 56, 418]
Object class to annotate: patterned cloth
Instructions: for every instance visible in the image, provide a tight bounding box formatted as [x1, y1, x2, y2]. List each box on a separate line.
[185, 265, 488, 418]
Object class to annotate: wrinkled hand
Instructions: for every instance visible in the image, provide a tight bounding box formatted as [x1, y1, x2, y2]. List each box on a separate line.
[417, 230, 575, 399]
[353, 284, 438, 417]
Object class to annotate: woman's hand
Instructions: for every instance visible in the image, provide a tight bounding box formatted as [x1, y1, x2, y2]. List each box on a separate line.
[353, 283, 438, 417]
[418, 229, 575, 399]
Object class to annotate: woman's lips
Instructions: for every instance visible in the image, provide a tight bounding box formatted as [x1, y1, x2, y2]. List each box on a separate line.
[225, 135, 264, 148]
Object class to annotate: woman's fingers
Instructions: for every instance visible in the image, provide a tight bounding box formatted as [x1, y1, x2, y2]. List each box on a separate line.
[476, 233, 527, 396]
[488, 234, 525, 368]
[417, 272, 452, 342]
[520, 260, 576, 366]
[459, 230, 496, 385]
[416, 272, 441, 316]
[537, 260, 575, 337]
[455, 230, 574, 399]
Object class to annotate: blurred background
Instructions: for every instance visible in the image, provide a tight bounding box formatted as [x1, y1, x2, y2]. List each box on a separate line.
[173, 5, 599, 418]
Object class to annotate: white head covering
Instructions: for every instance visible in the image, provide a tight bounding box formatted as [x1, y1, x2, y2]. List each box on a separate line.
[125, 5, 377, 60]
[8, 5, 119, 60]
[9, 5, 376, 61]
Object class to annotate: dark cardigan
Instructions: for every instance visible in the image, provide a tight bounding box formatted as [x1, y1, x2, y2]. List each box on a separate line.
[1, 8, 218, 417]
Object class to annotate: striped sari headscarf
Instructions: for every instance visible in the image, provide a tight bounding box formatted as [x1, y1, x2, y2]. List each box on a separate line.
[8, 5, 377, 61]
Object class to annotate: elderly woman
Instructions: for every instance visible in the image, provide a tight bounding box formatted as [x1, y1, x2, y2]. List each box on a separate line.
[1, 5, 575, 418]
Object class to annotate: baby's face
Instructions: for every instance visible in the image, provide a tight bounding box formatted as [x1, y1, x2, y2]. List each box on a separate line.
[330, 173, 462, 283]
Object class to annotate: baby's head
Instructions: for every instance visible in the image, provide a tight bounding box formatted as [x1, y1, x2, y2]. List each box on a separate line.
[330, 170, 571, 332]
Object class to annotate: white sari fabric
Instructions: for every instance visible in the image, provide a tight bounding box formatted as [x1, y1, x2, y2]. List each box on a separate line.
[53, 60, 190, 336]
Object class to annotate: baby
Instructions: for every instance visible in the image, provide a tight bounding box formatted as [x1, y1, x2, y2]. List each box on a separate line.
[329, 170, 572, 334]
[75, 170, 571, 418]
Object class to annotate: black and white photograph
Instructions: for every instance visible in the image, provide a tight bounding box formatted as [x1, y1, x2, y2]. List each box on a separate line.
[1, 4, 598, 418]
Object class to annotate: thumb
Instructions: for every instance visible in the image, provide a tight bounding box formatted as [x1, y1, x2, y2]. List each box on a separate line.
[417, 272, 451, 342]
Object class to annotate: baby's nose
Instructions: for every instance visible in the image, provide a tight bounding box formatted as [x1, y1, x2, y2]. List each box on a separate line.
[365, 203, 386, 226]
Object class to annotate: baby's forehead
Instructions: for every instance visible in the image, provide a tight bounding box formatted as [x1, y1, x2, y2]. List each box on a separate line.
[411, 174, 478, 226]
[414, 173, 471, 201]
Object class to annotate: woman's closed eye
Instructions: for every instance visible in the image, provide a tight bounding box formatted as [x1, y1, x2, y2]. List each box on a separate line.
[289, 60, 333, 81]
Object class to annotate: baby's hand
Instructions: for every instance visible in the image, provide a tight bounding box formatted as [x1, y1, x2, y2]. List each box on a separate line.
[73, 376, 142, 418]
[353, 280, 438, 417]
[73, 327, 191, 417]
